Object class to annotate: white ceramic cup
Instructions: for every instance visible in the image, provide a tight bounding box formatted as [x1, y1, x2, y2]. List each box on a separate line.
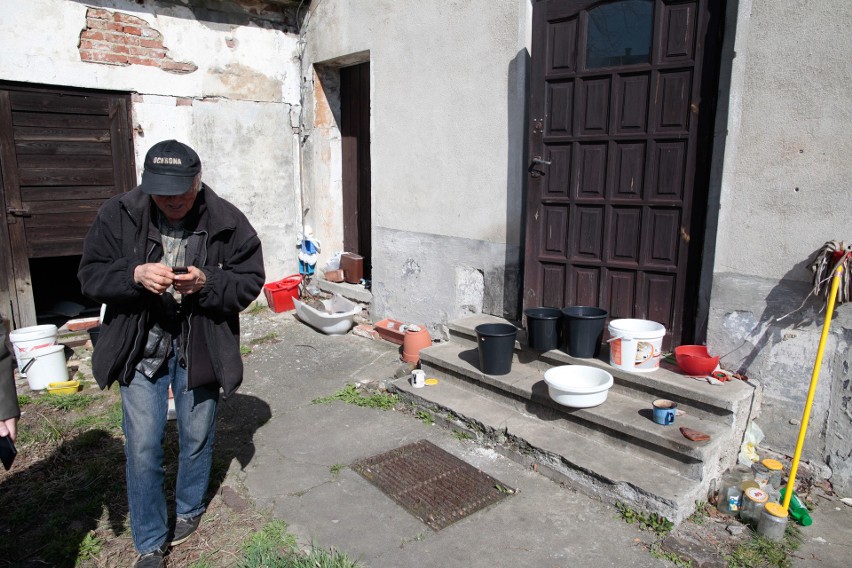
[411, 369, 425, 388]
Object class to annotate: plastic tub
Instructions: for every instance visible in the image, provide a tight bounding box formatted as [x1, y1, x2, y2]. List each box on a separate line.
[20, 344, 68, 391]
[543, 365, 614, 408]
[9, 324, 58, 375]
[608, 319, 666, 372]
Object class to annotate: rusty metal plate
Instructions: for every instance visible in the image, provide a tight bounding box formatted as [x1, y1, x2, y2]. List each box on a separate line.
[351, 439, 512, 530]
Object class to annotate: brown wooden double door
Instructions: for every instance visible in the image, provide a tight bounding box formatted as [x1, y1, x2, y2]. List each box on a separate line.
[523, 0, 723, 347]
[0, 83, 135, 327]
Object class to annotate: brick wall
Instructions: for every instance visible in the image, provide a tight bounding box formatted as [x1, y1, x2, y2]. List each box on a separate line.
[78, 8, 198, 74]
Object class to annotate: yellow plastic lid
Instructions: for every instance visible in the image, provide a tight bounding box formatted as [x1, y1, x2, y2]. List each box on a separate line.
[762, 458, 783, 471]
[764, 502, 788, 518]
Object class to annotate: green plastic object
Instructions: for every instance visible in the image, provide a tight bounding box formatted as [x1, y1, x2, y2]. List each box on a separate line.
[780, 487, 813, 526]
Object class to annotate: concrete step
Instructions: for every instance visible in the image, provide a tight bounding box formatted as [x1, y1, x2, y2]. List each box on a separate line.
[419, 342, 725, 480]
[394, 313, 760, 524]
[390, 375, 703, 523]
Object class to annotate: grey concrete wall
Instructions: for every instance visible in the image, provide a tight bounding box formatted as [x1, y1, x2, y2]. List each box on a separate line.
[299, 0, 532, 333]
[0, 0, 303, 288]
[708, 1, 852, 493]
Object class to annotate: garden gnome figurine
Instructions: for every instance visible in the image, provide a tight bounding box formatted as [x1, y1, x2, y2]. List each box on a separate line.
[297, 225, 321, 276]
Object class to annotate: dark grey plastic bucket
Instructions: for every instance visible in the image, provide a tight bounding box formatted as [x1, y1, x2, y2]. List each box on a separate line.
[560, 306, 608, 358]
[524, 307, 561, 351]
[475, 323, 517, 375]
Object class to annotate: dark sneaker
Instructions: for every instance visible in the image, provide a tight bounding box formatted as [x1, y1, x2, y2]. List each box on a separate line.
[135, 550, 165, 568]
[170, 514, 201, 546]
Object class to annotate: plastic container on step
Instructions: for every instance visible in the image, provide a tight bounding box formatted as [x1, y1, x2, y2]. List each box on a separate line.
[560, 306, 608, 358]
[524, 307, 561, 352]
[607, 318, 666, 372]
[339, 253, 364, 284]
[475, 323, 517, 375]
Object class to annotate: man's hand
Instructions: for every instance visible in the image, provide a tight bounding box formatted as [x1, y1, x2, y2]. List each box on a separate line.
[134, 263, 178, 294]
[173, 266, 206, 295]
[0, 417, 17, 442]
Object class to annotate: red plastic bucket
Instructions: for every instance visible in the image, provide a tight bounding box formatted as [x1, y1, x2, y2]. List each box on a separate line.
[263, 275, 302, 312]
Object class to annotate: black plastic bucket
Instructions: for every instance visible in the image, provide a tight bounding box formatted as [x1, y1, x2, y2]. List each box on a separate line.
[560, 306, 608, 358]
[524, 307, 562, 351]
[475, 323, 518, 375]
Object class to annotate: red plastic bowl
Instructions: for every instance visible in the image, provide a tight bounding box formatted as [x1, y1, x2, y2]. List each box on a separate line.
[674, 345, 720, 376]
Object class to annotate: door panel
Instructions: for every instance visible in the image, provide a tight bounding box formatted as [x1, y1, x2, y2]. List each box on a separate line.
[0, 83, 134, 327]
[524, 0, 723, 347]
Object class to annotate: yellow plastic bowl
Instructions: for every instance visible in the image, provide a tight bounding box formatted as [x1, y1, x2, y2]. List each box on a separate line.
[46, 380, 80, 395]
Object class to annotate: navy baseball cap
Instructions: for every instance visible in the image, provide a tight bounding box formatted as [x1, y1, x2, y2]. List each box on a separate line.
[139, 140, 201, 196]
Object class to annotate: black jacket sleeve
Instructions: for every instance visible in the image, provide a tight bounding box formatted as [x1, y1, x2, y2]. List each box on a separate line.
[0, 336, 19, 422]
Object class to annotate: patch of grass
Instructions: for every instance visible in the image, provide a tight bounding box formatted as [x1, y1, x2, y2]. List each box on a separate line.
[76, 531, 103, 564]
[312, 384, 398, 410]
[247, 301, 267, 315]
[650, 543, 692, 567]
[416, 410, 433, 425]
[251, 332, 279, 345]
[34, 393, 97, 412]
[688, 500, 709, 524]
[240, 345, 253, 356]
[726, 524, 801, 568]
[615, 501, 674, 535]
[17, 394, 33, 406]
[452, 429, 472, 441]
[330, 463, 346, 476]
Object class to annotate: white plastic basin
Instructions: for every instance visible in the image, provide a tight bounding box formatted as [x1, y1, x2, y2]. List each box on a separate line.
[543, 365, 614, 408]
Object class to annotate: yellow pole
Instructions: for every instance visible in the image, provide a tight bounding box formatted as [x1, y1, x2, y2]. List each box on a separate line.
[781, 263, 844, 512]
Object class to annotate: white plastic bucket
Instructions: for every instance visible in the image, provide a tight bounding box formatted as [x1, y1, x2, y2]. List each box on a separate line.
[9, 324, 58, 375]
[20, 344, 68, 391]
[608, 319, 666, 372]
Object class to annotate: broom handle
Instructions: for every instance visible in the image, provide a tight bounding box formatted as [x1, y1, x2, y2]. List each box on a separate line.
[782, 259, 845, 512]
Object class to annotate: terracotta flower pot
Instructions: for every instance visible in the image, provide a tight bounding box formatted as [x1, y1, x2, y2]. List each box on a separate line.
[401, 325, 432, 364]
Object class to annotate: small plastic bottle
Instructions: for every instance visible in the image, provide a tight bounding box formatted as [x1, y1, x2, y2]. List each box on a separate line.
[762, 458, 784, 490]
[758, 502, 789, 541]
[780, 487, 813, 526]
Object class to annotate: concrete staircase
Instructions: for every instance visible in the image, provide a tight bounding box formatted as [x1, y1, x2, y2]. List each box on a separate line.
[389, 314, 759, 524]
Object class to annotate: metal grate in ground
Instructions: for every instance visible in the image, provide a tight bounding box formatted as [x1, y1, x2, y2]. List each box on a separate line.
[351, 439, 512, 530]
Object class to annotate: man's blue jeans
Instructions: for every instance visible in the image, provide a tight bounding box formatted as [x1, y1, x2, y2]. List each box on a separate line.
[121, 347, 219, 554]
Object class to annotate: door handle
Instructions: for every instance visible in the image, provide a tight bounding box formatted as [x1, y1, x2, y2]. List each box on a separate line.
[528, 156, 551, 178]
[7, 208, 31, 217]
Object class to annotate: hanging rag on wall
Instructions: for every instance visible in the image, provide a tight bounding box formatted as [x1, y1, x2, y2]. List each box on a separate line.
[777, 240, 852, 322]
[808, 240, 852, 305]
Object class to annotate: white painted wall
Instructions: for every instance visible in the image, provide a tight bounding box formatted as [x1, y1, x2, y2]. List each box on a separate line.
[300, 0, 533, 333]
[708, 0, 852, 493]
[0, 0, 303, 286]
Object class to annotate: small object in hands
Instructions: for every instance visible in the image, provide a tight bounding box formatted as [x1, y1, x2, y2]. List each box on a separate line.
[173, 266, 188, 274]
[680, 426, 711, 442]
[0, 435, 16, 470]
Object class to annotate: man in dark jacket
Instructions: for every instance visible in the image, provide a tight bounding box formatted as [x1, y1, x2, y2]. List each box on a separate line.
[78, 140, 264, 568]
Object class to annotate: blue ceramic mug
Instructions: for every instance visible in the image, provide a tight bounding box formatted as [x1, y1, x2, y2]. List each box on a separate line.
[652, 399, 677, 425]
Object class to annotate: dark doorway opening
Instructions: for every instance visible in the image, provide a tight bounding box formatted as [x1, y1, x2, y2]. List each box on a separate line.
[29, 256, 100, 326]
[340, 62, 372, 281]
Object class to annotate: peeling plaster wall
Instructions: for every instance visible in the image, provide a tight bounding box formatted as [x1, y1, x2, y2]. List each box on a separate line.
[299, 0, 532, 333]
[708, 1, 852, 493]
[0, 0, 303, 286]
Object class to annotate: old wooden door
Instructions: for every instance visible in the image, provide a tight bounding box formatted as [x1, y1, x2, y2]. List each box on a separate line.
[523, 0, 723, 346]
[0, 83, 135, 327]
